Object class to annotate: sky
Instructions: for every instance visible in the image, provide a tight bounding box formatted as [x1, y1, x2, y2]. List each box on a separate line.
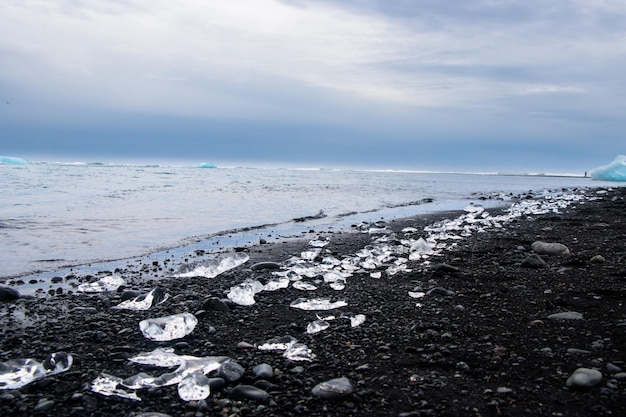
[1, 0, 625, 172]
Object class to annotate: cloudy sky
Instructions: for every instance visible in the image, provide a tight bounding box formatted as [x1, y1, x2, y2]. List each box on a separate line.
[1, 0, 624, 172]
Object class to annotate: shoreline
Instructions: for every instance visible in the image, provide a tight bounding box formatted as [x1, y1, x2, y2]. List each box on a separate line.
[0, 187, 625, 416]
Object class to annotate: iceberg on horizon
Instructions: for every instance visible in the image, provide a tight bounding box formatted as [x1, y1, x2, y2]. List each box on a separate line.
[590, 155, 626, 181]
[194, 162, 217, 168]
[0, 156, 29, 165]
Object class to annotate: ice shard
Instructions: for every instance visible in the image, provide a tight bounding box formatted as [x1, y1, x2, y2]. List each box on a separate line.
[77, 275, 125, 293]
[139, 313, 198, 341]
[174, 252, 249, 278]
[227, 279, 264, 306]
[306, 319, 330, 334]
[290, 298, 348, 311]
[91, 373, 141, 401]
[590, 155, 626, 181]
[113, 287, 168, 310]
[0, 352, 73, 390]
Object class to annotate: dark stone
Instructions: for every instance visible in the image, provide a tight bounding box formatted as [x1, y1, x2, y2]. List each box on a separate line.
[521, 254, 548, 269]
[251, 262, 282, 271]
[230, 385, 271, 401]
[202, 297, 231, 312]
[0, 286, 20, 302]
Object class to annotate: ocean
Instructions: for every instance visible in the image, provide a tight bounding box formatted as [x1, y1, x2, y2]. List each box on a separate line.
[0, 161, 614, 283]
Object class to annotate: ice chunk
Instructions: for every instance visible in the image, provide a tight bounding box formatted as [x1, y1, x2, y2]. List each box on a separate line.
[256, 335, 298, 351]
[91, 373, 141, 401]
[0, 352, 73, 389]
[590, 155, 626, 181]
[410, 237, 433, 254]
[307, 319, 330, 334]
[77, 275, 125, 293]
[349, 314, 366, 327]
[113, 287, 168, 310]
[0, 156, 29, 165]
[309, 238, 330, 247]
[139, 313, 198, 341]
[292, 281, 317, 291]
[300, 248, 322, 261]
[177, 372, 211, 401]
[370, 271, 382, 279]
[174, 252, 249, 278]
[263, 277, 289, 291]
[283, 343, 316, 361]
[227, 279, 264, 306]
[92, 348, 229, 401]
[290, 298, 348, 310]
[408, 291, 425, 299]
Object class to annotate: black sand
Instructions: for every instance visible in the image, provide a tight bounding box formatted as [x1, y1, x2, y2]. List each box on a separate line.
[1, 187, 625, 416]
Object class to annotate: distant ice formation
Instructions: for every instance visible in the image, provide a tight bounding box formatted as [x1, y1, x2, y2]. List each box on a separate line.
[590, 155, 626, 181]
[194, 162, 217, 168]
[0, 156, 29, 165]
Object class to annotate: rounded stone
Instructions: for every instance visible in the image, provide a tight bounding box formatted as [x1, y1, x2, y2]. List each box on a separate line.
[230, 385, 271, 401]
[0, 286, 20, 302]
[311, 376, 353, 400]
[566, 368, 603, 388]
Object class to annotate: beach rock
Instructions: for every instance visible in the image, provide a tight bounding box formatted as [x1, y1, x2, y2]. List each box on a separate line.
[426, 287, 456, 297]
[230, 385, 271, 401]
[252, 363, 274, 379]
[590, 255, 605, 263]
[531, 241, 570, 256]
[521, 254, 548, 268]
[566, 368, 603, 388]
[202, 297, 231, 312]
[311, 376, 353, 400]
[0, 286, 20, 302]
[251, 262, 281, 271]
[547, 311, 583, 320]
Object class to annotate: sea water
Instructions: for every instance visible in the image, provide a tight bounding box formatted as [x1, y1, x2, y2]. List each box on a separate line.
[0, 162, 612, 280]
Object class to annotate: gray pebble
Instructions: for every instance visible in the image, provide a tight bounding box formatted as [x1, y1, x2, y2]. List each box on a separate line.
[312, 376, 353, 400]
[566, 368, 603, 388]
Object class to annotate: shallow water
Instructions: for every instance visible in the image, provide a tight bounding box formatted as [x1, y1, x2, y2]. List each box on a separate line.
[0, 162, 611, 279]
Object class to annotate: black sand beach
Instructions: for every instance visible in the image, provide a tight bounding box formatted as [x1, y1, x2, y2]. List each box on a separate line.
[1, 187, 625, 417]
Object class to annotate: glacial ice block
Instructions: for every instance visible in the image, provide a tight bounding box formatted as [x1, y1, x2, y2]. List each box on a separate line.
[77, 275, 125, 293]
[139, 313, 198, 341]
[0, 156, 29, 165]
[0, 352, 73, 389]
[590, 155, 626, 181]
[174, 253, 249, 278]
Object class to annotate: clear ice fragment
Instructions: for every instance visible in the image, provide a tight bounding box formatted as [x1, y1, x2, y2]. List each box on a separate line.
[177, 372, 211, 401]
[263, 277, 289, 291]
[309, 238, 330, 247]
[408, 291, 425, 299]
[0, 352, 73, 390]
[174, 252, 249, 278]
[307, 320, 330, 334]
[300, 248, 322, 261]
[292, 281, 317, 291]
[91, 373, 141, 401]
[139, 312, 198, 341]
[349, 314, 366, 327]
[77, 275, 125, 293]
[256, 335, 298, 351]
[227, 279, 264, 306]
[283, 343, 316, 361]
[113, 287, 168, 310]
[370, 272, 382, 279]
[290, 298, 347, 311]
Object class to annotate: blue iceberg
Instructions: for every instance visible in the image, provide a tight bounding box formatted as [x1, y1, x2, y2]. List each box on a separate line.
[590, 155, 626, 181]
[194, 162, 217, 168]
[0, 156, 29, 165]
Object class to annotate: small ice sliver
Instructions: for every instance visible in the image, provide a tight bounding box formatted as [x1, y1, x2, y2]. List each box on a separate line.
[77, 275, 125, 293]
[290, 298, 347, 311]
[91, 373, 141, 401]
[177, 372, 211, 401]
[0, 352, 73, 390]
[139, 312, 198, 341]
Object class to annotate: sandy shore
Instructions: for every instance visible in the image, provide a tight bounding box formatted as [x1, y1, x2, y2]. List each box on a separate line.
[1, 186, 625, 417]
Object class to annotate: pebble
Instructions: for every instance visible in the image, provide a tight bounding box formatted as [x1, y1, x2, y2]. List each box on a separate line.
[566, 368, 603, 388]
[590, 255, 605, 263]
[230, 385, 271, 401]
[426, 287, 456, 297]
[606, 363, 622, 373]
[531, 241, 571, 256]
[34, 399, 55, 413]
[311, 376, 354, 400]
[547, 311, 583, 320]
[202, 298, 231, 312]
[250, 262, 282, 271]
[252, 363, 274, 379]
